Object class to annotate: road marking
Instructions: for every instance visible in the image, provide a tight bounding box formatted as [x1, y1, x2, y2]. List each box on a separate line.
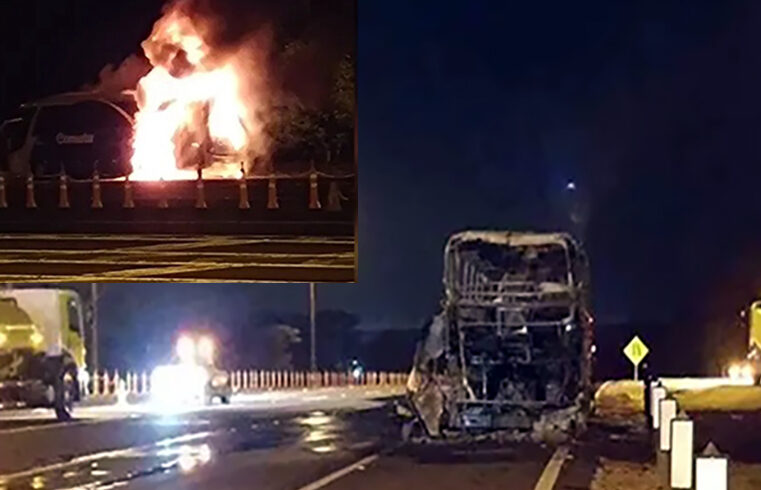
[295, 453, 379, 490]
[0, 430, 215, 483]
[533, 445, 570, 490]
[0, 417, 111, 436]
[0, 446, 140, 482]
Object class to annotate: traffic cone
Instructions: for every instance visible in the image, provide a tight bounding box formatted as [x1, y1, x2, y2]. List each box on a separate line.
[123, 174, 134, 208]
[326, 181, 347, 211]
[308, 172, 321, 209]
[238, 173, 250, 209]
[103, 371, 111, 395]
[0, 176, 8, 209]
[25, 174, 36, 209]
[158, 179, 168, 208]
[58, 174, 70, 209]
[91, 171, 103, 209]
[267, 178, 279, 209]
[195, 170, 207, 209]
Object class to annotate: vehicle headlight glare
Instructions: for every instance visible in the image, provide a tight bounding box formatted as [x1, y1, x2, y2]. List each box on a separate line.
[30, 332, 43, 346]
[728, 363, 742, 380]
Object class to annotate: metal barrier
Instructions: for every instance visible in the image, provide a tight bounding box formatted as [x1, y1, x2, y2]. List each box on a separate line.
[84, 368, 407, 399]
[0, 170, 356, 237]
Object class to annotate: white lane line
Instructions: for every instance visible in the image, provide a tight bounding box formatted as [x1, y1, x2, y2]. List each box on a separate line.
[0, 417, 111, 436]
[295, 453, 379, 490]
[0, 446, 139, 483]
[533, 445, 570, 490]
[0, 430, 215, 482]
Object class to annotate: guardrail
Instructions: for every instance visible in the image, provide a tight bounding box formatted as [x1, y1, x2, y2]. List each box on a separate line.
[0, 170, 355, 211]
[82, 369, 408, 399]
[0, 169, 356, 237]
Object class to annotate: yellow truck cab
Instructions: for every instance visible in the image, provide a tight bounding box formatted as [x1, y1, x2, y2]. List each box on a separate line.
[0, 288, 86, 420]
[749, 301, 761, 352]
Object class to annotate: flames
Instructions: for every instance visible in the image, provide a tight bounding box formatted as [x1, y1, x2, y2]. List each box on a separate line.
[129, 4, 266, 181]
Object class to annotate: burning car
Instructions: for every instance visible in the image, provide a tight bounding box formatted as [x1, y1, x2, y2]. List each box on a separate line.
[405, 231, 594, 441]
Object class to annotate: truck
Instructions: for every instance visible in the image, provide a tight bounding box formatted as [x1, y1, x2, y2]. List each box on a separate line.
[0, 288, 87, 420]
[726, 300, 761, 385]
[405, 231, 594, 441]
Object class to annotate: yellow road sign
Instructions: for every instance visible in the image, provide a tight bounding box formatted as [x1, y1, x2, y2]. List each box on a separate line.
[623, 335, 649, 367]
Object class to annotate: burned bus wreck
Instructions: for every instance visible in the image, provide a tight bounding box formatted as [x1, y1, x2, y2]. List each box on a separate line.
[406, 231, 594, 440]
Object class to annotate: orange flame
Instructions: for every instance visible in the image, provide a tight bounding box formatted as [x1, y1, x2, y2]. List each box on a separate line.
[130, 5, 263, 181]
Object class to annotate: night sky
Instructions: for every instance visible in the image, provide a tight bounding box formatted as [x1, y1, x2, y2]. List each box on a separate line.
[3, 1, 761, 373]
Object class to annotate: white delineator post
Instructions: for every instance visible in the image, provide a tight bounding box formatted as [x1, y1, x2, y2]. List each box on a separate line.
[659, 398, 678, 451]
[116, 380, 128, 406]
[695, 442, 728, 490]
[652, 384, 667, 429]
[670, 416, 694, 488]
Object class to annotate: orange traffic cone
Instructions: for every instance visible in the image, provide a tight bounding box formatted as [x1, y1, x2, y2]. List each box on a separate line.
[267, 178, 279, 209]
[238, 174, 250, 209]
[158, 179, 168, 208]
[326, 181, 347, 211]
[25, 174, 36, 209]
[91, 171, 103, 209]
[308, 172, 321, 209]
[58, 174, 70, 208]
[123, 175, 134, 208]
[195, 170, 207, 209]
[0, 176, 8, 209]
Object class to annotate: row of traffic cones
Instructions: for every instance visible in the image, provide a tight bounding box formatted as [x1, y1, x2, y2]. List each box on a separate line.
[0, 173, 349, 210]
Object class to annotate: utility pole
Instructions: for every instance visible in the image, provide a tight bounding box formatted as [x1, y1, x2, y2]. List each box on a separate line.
[309, 282, 316, 371]
[90, 283, 99, 373]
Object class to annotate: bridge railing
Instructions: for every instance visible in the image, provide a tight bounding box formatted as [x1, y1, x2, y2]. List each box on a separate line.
[81, 369, 408, 400]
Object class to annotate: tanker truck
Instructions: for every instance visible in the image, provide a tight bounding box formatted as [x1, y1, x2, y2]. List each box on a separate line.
[0, 288, 87, 420]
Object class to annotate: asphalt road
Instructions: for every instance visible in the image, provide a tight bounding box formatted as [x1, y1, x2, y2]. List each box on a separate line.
[0, 234, 355, 282]
[0, 389, 595, 490]
[16, 382, 761, 490]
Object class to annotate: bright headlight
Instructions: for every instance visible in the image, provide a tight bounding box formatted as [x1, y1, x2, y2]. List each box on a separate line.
[728, 363, 742, 380]
[176, 336, 196, 364]
[151, 364, 208, 405]
[198, 336, 214, 363]
[210, 373, 228, 387]
[728, 362, 754, 382]
[0, 332, 6, 346]
[30, 332, 43, 346]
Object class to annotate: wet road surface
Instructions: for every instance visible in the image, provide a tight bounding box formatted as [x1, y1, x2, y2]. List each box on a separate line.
[0, 235, 355, 282]
[9, 393, 756, 489]
[0, 393, 586, 490]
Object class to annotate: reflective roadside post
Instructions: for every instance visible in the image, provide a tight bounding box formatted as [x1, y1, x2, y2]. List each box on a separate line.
[659, 398, 678, 451]
[652, 383, 667, 429]
[695, 442, 728, 490]
[642, 362, 652, 429]
[670, 414, 694, 488]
